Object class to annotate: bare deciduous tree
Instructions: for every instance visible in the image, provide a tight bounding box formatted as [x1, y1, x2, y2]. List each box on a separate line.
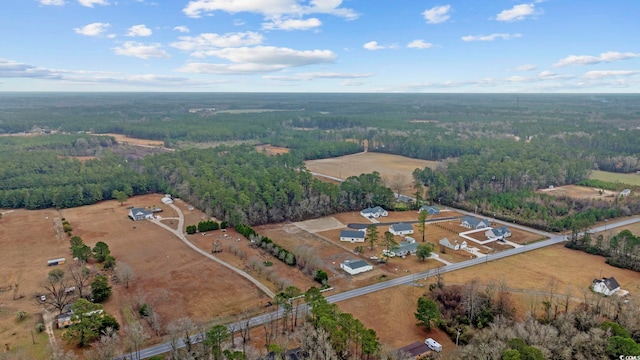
[114, 262, 135, 289]
[84, 327, 120, 360]
[124, 321, 149, 360]
[42, 269, 76, 314]
[68, 262, 94, 300]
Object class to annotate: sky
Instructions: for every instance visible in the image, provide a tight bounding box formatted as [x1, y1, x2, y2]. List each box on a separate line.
[1, 0, 639, 92]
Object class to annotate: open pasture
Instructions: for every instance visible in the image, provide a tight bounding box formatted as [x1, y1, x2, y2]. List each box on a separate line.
[537, 184, 617, 199]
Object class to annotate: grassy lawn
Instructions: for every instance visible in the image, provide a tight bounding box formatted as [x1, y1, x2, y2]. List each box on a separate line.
[590, 170, 640, 186]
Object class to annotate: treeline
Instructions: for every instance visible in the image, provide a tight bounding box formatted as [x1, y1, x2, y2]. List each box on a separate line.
[141, 145, 394, 226]
[0, 136, 157, 209]
[235, 224, 296, 266]
[566, 229, 640, 272]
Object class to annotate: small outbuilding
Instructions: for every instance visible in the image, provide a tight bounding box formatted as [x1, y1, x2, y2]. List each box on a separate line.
[339, 229, 366, 243]
[389, 222, 414, 236]
[340, 259, 373, 275]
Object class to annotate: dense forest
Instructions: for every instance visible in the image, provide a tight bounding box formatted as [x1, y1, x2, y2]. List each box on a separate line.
[1, 93, 640, 230]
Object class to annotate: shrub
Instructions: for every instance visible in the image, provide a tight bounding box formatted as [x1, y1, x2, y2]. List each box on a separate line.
[314, 270, 328, 285]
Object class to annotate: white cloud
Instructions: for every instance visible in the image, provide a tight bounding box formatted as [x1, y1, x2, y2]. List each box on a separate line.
[407, 40, 433, 49]
[516, 64, 537, 71]
[171, 32, 264, 53]
[40, 0, 65, 6]
[496, 3, 540, 22]
[0, 58, 215, 88]
[113, 42, 170, 59]
[174, 26, 190, 33]
[462, 33, 522, 42]
[78, 0, 109, 7]
[183, 0, 358, 20]
[126, 25, 153, 37]
[539, 70, 556, 77]
[584, 70, 639, 79]
[263, 72, 372, 81]
[422, 5, 451, 24]
[74, 22, 111, 37]
[178, 46, 336, 74]
[262, 17, 321, 31]
[554, 51, 640, 67]
[363, 41, 385, 50]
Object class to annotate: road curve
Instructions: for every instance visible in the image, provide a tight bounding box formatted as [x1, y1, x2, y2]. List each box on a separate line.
[151, 202, 276, 299]
[122, 213, 640, 360]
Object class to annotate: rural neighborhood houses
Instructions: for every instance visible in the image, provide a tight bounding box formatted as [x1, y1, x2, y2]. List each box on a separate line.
[592, 277, 621, 296]
[392, 237, 419, 257]
[485, 226, 512, 241]
[389, 223, 414, 236]
[418, 205, 440, 215]
[360, 206, 388, 219]
[461, 216, 491, 229]
[339, 229, 366, 243]
[128, 207, 154, 221]
[439, 237, 467, 251]
[340, 259, 373, 275]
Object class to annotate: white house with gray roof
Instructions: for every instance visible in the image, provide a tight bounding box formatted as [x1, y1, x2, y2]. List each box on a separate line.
[389, 222, 414, 236]
[128, 208, 154, 221]
[439, 237, 467, 250]
[339, 229, 366, 243]
[392, 237, 419, 257]
[360, 206, 388, 219]
[461, 216, 490, 229]
[418, 205, 440, 215]
[592, 277, 620, 296]
[485, 226, 512, 240]
[340, 259, 373, 275]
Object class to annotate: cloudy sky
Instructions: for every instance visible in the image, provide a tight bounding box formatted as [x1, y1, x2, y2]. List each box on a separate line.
[1, 0, 639, 92]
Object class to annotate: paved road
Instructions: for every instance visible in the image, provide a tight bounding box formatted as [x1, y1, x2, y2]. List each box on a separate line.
[121, 215, 640, 359]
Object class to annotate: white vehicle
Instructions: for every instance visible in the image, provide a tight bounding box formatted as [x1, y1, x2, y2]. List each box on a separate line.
[40, 295, 47, 302]
[425, 338, 442, 352]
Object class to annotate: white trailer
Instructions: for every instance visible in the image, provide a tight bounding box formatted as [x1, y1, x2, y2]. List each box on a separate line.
[425, 338, 442, 352]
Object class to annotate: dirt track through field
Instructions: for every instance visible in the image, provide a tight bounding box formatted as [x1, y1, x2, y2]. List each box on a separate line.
[151, 203, 276, 298]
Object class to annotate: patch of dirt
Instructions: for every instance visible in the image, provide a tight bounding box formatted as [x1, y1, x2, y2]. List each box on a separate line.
[538, 185, 617, 199]
[255, 144, 291, 155]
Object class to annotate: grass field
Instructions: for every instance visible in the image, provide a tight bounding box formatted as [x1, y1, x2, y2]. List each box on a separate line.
[305, 152, 441, 196]
[590, 170, 640, 186]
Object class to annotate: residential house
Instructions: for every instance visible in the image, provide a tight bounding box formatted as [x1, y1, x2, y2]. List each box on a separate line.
[485, 226, 512, 240]
[340, 259, 373, 275]
[461, 216, 490, 229]
[389, 222, 414, 236]
[339, 229, 366, 243]
[392, 237, 419, 257]
[128, 207, 154, 221]
[620, 189, 631, 197]
[360, 206, 388, 219]
[418, 205, 440, 215]
[439, 237, 467, 250]
[592, 277, 620, 296]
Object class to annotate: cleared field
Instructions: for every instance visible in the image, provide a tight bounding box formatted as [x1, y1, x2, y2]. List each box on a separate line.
[305, 152, 441, 196]
[537, 184, 617, 199]
[255, 144, 290, 155]
[590, 170, 640, 186]
[99, 133, 165, 147]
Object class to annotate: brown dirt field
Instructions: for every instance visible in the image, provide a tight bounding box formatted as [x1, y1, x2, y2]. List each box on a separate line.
[1, 195, 275, 358]
[537, 184, 617, 200]
[255, 144, 291, 155]
[305, 152, 440, 196]
[99, 133, 165, 147]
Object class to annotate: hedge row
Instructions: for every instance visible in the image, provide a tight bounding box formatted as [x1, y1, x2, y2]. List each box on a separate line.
[235, 224, 296, 266]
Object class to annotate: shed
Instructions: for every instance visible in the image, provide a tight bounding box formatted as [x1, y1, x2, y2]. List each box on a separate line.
[340, 259, 373, 275]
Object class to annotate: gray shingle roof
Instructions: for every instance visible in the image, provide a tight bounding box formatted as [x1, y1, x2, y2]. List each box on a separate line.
[391, 223, 413, 232]
[340, 230, 365, 238]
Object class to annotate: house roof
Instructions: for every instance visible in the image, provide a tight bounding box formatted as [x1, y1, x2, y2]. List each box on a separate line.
[492, 226, 510, 236]
[342, 259, 370, 270]
[361, 206, 385, 214]
[463, 216, 489, 227]
[397, 342, 431, 357]
[439, 237, 458, 247]
[390, 223, 413, 232]
[419, 205, 440, 214]
[594, 277, 620, 291]
[393, 240, 418, 254]
[340, 230, 365, 239]
[130, 208, 153, 216]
